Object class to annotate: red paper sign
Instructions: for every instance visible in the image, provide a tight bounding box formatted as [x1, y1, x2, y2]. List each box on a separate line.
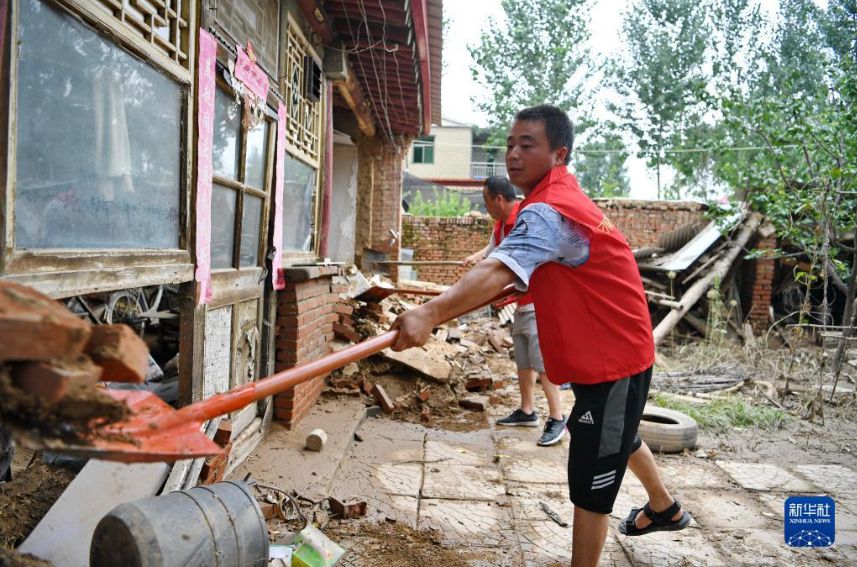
[235, 46, 269, 101]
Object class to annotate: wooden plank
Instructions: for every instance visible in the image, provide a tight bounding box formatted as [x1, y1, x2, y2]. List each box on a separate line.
[19, 459, 169, 567]
[5, 263, 194, 300]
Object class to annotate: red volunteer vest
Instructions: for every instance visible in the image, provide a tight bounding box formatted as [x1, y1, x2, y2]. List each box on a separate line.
[493, 202, 534, 306]
[520, 166, 654, 385]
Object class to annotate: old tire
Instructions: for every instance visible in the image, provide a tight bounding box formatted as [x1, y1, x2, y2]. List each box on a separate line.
[637, 405, 698, 453]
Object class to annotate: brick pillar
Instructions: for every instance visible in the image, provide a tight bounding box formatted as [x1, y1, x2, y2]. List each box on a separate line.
[355, 134, 404, 282]
[273, 272, 342, 428]
[747, 233, 778, 332]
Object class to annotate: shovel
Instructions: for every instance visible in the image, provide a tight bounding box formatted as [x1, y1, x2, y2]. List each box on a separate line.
[21, 286, 518, 463]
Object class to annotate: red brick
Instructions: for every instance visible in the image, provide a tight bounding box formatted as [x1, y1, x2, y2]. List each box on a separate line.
[0, 281, 91, 363]
[85, 324, 149, 383]
[10, 356, 100, 404]
[371, 383, 395, 413]
[333, 322, 361, 343]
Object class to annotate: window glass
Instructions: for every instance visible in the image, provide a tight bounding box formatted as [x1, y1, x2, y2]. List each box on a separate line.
[213, 88, 241, 180]
[412, 136, 435, 164]
[14, 0, 182, 250]
[239, 195, 263, 267]
[211, 184, 237, 269]
[244, 121, 268, 189]
[282, 153, 316, 252]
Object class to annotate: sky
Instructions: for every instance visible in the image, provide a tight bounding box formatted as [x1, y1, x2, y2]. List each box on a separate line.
[440, 0, 668, 198]
[439, 0, 783, 199]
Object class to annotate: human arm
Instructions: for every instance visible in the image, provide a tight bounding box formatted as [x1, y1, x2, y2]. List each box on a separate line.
[391, 258, 515, 350]
[462, 243, 491, 267]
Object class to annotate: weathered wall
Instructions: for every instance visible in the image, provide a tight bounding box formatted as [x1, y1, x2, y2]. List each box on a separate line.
[593, 199, 708, 249]
[402, 200, 709, 285]
[401, 215, 493, 285]
[355, 134, 405, 281]
[273, 268, 345, 427]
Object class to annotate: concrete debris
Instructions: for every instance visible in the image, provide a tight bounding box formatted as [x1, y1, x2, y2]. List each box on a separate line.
[305, 429, 328, 452]
[487, 331, 505, 353]
[458, 395, 489, 412]
[380, 347, 452, 382]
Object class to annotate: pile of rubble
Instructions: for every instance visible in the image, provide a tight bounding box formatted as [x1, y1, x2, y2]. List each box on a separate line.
[323, 275, 518, 428]
[635, 210, 765, 346]
[0, 281, 153, 445]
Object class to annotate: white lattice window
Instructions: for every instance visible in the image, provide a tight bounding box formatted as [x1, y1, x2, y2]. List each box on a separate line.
[283, 16, 323, 168]
[94, 0, 190, 68]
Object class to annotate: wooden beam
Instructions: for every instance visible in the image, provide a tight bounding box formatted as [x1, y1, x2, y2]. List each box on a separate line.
[334, 60, 376, 137]
[295, 0, 335, 44]
[652, 213, 763, 345]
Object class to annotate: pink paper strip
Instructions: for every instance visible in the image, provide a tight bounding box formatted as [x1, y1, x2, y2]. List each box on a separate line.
[194, 29, 217, 305]
[271, 103, 286, 290]
[235, 46, 270, 101]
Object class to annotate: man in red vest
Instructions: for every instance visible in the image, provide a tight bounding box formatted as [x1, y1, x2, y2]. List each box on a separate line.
[392, 105, 691, 566]
[464, 176, 566, 446]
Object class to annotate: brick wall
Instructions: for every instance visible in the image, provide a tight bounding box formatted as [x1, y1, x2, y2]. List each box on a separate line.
[402, 200, 708, 284]
[745, 232, 778, 332]
[401, 215, 493, 285]
[593, 199, 707, 248]
[355, 134, 405, 282]
[273, 269, 346, 428]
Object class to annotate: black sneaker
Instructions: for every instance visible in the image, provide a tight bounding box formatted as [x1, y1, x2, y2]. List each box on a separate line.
[537, 416, 567, 446]
[496, 409, 539, 427]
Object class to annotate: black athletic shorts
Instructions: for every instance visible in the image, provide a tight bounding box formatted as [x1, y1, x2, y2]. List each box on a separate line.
[567, 366, 652, 514]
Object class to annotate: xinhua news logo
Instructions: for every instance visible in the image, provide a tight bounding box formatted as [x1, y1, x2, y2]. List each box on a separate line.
[784, 496, 835, 548]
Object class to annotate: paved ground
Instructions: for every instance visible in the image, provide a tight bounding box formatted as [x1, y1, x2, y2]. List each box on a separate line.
[236, 382, 857, 566]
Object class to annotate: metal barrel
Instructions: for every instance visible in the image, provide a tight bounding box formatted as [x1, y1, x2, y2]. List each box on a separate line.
[90, 480, 268, 567]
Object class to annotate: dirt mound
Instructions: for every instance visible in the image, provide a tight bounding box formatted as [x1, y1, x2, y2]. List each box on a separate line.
[0, 462, 74, 549]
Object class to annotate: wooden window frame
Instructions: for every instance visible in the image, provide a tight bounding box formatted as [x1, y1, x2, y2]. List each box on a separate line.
[210, 75, 275, 274]
[413, 135, 435, 164]
[0, 0, 196, 298]
[278, 11, 325, 266]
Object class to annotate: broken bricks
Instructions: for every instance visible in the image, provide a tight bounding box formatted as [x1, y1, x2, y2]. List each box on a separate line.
[370, 383, 395, 413]
[458, 395, 489, 412]
[10, 357, 101, 405]
[85, 324, 149, 382]
[328, 497, 368, 519]
[0, 280, 92, 364]
[464, 377, 494, 392]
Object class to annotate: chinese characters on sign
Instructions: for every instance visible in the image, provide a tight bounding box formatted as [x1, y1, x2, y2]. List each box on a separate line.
[194, 29, 218, 305]
[784, 495, 835, 548]
[235, 46, 270, 101]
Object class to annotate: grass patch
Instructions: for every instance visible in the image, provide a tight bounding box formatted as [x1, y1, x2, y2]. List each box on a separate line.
[650, 393, 789, 433]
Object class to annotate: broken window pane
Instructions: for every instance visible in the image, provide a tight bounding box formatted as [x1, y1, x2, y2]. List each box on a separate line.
[282, 153, 316, 253]
[211, 184, 237, 269]
[14, 0, 182, 250]
[244, 121, 268, 190]
[213, 88, 241, 181]
[239, 195, 263, 267]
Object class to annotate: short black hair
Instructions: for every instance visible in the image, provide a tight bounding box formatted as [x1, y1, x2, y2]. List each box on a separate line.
[514, 105, 575, 165]
[483, 176, 516, 201]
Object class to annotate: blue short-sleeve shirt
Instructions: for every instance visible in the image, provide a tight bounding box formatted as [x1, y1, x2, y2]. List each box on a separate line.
[488, 202, 591, 291]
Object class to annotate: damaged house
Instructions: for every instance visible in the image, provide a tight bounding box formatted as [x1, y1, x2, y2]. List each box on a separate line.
[0, 0, 442, 473]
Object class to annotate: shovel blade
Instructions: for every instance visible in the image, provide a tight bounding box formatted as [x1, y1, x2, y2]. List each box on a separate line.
[19, 390, 223, 463]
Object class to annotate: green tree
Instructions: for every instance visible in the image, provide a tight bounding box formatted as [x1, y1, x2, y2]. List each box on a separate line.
[469, 0, 594, 144]
[609, 0, 711, 199]
[408, 190, 472, 217]
[574, 129, 631, 198]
